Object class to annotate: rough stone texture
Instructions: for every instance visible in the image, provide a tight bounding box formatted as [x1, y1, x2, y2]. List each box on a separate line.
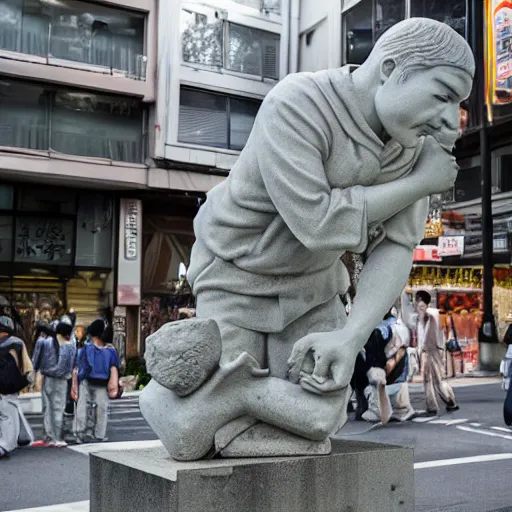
[218, 422, 331, 458]
[214, 416, 258, 452]
[90, 440, 414, 512]
[144, 318, 221, 396]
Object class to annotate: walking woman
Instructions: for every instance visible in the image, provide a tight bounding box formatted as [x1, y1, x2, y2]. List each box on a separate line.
[402, 290, 459, 415]
[75, 319, 120, 443]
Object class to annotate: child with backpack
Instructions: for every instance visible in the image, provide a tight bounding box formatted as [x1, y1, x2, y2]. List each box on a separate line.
[75, 319, 120, 443]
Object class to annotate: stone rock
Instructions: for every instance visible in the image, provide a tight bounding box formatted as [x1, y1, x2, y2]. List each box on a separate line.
[217, 421, 332, 457]
[144, 318, 221, 397]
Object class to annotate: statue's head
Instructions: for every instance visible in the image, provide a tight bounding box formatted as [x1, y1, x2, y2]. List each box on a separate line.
[365, 18, 475, 150]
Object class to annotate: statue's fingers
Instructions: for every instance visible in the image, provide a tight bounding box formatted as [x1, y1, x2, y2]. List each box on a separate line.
[311, 353, 330, 382]
[287, 341, 311, 383]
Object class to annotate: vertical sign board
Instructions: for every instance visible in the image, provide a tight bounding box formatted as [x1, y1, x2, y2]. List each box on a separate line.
[487, 0, 512, 111]
[117, 199, 142, 306]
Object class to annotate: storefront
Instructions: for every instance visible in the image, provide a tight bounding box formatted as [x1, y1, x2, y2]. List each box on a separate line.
[0, 182, 115, 353]
[138, 193, 200, 354]
[406, 190, 512, 375]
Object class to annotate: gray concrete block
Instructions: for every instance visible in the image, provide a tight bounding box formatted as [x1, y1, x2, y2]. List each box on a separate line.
[90, 439, 414, 512]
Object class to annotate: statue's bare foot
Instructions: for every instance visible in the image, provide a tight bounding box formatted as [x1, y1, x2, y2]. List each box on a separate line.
[140, 351, 268, 461]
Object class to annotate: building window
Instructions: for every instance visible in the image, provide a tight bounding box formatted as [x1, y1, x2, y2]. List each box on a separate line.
[0, 78, 146, 163]
[227, 24, 280, 79]
[345, 0, 406, 65]
[181, 9, 280, 80]
[0, 0, 146, 79]
[178, 88, 261, 150]
[343, 0, 467, 65]
[232, 0, 281, 15]
[410, 0, 466, 38]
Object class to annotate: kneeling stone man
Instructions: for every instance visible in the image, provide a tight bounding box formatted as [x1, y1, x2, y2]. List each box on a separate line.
[140, 18, 474, 461]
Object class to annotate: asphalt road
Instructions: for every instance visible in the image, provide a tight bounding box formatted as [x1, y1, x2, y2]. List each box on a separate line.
[2, 382, 511, 512]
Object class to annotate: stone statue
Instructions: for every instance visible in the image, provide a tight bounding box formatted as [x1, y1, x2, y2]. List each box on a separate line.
[140, 18, 475, 461]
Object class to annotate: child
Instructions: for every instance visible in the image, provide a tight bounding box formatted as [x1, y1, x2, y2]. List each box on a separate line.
[75, 319, 120, 443]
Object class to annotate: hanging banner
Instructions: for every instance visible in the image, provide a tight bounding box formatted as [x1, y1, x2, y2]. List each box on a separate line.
[117, 199, 142, 306]
[487, 0, 512, 109]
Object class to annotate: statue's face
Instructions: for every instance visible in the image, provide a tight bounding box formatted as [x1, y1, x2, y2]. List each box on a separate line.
[375, 65, 472, 150]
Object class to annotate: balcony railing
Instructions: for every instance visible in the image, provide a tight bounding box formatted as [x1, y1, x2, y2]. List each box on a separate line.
[0, 0, 147, 80]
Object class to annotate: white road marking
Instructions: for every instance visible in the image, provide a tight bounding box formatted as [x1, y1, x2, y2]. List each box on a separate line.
[491, 426, 512, 433]
[445, 419, 468, 426]
[456, 425, 512, 441]
[412, 417, 439, 423]
[68, 439, 162, 455]
[414, 453, 512, 469]
[107, 417, 147, 423]
[4, 501, 89, 512]
[469, 422, 481, 427]
[428, 419, 450, 425]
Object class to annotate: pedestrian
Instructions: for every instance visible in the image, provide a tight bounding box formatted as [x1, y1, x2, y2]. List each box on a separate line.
[0, 316, 34, 458]
[501, 325, 512, 426]
[31, 320, 76, 448]
[75, 319, 120, 443]
[404, 290, 459, 415]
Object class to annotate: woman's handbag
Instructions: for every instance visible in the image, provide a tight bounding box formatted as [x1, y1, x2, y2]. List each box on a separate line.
[445, 315, 462, 354]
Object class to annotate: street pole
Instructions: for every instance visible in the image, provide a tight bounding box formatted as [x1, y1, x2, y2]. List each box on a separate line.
[479, 107, 496, 345]
[476, 0, 501, 372]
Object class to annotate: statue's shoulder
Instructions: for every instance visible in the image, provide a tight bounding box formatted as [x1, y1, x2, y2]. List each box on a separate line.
[266, 71, 325, 102]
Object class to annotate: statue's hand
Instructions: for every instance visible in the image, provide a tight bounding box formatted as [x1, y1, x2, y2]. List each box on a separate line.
[287, 331, 360, 395]
[411, 135, 459, 194]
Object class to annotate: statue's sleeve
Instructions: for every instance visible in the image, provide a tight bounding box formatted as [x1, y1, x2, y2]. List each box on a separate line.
[383, 197, 429, 251]
[254, 76, 368, 253]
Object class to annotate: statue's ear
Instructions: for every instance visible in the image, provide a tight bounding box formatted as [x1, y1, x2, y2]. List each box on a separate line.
[380, 58, 396, 82]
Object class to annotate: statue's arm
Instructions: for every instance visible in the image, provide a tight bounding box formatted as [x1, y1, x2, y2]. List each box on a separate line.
[288, 199, 429, 393]
[342, 198, 429, 349]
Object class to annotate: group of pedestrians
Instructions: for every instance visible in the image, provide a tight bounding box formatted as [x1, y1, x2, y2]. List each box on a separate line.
[0, 313, 121, 459]
[351, 289, 460, 424]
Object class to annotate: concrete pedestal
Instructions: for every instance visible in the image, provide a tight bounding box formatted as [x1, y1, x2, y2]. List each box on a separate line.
[90, 439, 414, 512]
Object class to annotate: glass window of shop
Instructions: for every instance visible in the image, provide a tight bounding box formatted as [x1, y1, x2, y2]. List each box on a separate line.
[0, 0, 146, 80]
[410, 0, 466, 38]
[0, 77, 146, 163]
[0, 184, 113, 269]
[343, 0, 466, 65]
[344, 0, 406, 65]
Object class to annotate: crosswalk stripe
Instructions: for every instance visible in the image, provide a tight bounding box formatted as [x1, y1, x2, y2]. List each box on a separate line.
[457, 425, 512, 440]
[414, 453, 512, 469]
[68, 439, 162, 455]
[491, 426, 512, 433]
[4, 500, 90, 512]
[445, 419, 468, 426]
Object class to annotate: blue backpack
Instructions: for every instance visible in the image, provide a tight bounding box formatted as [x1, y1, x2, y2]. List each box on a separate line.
[79, 344, 114, 381]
